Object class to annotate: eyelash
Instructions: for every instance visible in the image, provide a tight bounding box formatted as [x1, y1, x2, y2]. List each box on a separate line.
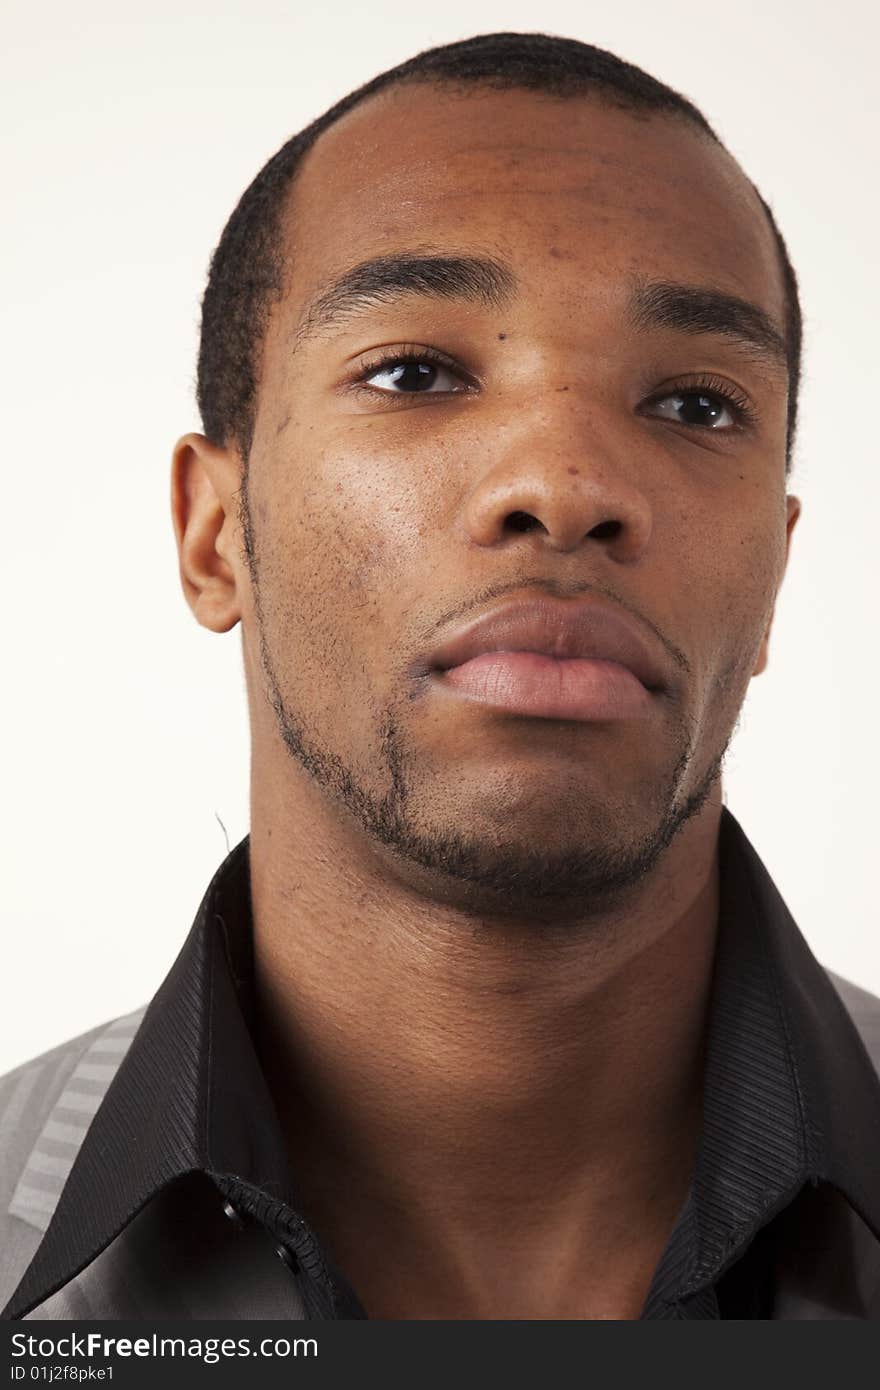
[643, 372, 759, 429]
[352, 344, 468, 390]
[350, 347, 758, 430]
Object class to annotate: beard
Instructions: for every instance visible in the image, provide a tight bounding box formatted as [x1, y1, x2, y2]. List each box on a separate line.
[241, 488, 732, 927]
[253, 603, 729, 930]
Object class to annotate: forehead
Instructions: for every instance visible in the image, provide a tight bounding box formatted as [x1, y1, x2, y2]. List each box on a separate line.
[281, 83, 785, 334]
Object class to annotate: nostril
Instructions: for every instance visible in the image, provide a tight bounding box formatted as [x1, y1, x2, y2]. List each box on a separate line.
[506, 511, 542, 533]
[590, 520, 622, 540]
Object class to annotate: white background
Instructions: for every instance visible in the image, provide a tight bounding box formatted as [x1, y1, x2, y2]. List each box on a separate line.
[1, 0, 877, 1074]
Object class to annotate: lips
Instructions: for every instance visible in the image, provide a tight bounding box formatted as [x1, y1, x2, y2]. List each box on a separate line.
[426, 594, 669, 694]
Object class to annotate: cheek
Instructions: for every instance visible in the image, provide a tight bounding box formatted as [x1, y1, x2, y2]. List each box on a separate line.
[657, 487, 784, 700]
[253, 436, 441, 685]
[294, 430, 443, 588]
[705, 517, 785, 688]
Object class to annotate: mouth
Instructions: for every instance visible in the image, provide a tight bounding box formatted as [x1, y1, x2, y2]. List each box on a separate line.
[421, 592, 669, 723]
[433, 649, 656, 722]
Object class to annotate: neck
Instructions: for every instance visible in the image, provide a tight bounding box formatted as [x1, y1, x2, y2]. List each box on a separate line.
[249, 771, 722, 1319]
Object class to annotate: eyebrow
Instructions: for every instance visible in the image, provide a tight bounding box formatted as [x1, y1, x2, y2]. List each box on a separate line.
[291, 250, 789, 376]
[627, 276, 789, 376]
[292, 251, 517, 350]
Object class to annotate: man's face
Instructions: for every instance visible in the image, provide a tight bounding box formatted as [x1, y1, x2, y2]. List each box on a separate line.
[214, 84, 800, 917]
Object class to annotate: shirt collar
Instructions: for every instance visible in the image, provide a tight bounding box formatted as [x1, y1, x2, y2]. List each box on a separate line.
[4, 836, 344, 1319]
[6, 807, 880, 1320]
[644, 807, 880, 1315]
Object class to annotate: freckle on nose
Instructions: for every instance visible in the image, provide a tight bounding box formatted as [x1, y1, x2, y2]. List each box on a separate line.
[568, 467, 580, 476]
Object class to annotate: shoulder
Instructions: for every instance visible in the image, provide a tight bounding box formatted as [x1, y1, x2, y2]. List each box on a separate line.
[0, 1007, 147, 1312]
[0, 1008, 149, 1197]
[825, 970, 880, 1072]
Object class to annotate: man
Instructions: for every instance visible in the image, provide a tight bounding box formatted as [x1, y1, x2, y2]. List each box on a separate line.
[2, 30, 879, 1322]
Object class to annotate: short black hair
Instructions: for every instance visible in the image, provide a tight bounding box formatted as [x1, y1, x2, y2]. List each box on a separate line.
[196, 31, 802, 473]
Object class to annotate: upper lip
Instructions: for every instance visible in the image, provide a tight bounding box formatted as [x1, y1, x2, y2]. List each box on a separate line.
[427, 594, 669, 692]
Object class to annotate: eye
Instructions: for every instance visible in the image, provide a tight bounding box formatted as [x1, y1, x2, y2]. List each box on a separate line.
[355, 349, 471, 396]
[650, 391, 735, 429]
[643, 376, 756, 431]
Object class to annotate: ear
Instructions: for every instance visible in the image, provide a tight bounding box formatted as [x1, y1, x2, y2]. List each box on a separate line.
[752, 494, 802, 677]
[171, 432, 245, 633]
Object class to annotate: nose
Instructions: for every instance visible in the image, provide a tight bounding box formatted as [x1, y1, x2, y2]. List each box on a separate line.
[458, 396, 653, 562]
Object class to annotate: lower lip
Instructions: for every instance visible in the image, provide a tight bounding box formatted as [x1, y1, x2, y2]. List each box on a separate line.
[435, 651, 656, 721]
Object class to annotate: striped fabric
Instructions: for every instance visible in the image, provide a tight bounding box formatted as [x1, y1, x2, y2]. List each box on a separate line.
[3, 973, 879, 1320]
[7, 1008, 147, 1236]
[3, 809, 880, 1320]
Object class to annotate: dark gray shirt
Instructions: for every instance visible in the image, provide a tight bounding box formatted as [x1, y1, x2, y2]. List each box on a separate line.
[3, 806, 880, 1320]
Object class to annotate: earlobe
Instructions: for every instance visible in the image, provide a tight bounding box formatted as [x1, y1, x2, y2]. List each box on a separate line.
[171, 432, 244, 633]
[752, 637, 769, 677]
[784, 493, 802, 561]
